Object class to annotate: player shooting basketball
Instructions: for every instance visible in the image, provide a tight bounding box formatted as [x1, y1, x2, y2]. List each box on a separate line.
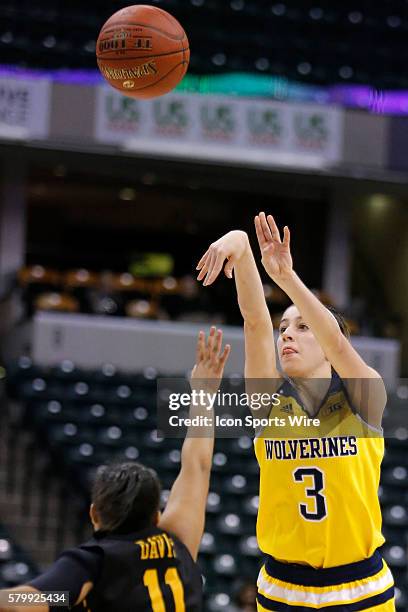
[196, 212, 395, 611]
[0, 328, 230, 612]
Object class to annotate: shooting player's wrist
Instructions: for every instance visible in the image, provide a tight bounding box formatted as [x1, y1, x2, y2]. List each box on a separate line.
[267, 268, 297, 291]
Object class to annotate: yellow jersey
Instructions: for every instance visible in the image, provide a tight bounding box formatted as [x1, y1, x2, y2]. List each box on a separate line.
[254, 373, 385, 568]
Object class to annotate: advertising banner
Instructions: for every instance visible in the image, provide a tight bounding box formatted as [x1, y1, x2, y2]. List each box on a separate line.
[0, 76, 51, 139]
[95, 87, 344, 168]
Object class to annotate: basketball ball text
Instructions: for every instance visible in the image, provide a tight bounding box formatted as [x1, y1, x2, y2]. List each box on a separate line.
[99, 36, 127, 53]
[135, 37, 153, 50]
[100, 61, 158, 81]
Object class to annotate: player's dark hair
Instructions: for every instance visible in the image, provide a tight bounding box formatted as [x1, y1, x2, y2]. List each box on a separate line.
[283, 304, 351, 339]
[326, 305, 351, 339]
[92, 462, 161, 533]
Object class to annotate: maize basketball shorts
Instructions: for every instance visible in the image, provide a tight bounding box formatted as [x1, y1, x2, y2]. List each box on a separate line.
[257, 549, 395, 611]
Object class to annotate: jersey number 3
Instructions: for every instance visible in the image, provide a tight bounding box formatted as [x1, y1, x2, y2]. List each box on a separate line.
[144, 567, 185, 612]
[293, 467, 327, 521]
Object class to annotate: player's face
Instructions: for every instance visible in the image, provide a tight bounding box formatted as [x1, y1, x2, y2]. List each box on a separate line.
[277, 305, 327, 377]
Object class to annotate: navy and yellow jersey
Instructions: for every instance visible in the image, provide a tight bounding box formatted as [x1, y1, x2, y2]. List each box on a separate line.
[29, 526, 202, 612]
[73, 527, 203, 612]
[254, 372, 385, 568]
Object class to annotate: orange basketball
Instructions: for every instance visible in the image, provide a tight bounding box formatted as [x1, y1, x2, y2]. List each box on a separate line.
[96, 5, 190, 99]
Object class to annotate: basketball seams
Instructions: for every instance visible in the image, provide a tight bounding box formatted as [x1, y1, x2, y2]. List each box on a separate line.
[182, 46, 188, 78]
[104, 4, 185, 37]
[100, 22, 186, 42]
[181, 46, 188, 80]
[97, 47, 189, 62]
[147, 6, 185, 37]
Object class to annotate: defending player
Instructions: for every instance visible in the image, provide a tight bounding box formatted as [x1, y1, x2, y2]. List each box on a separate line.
[0, 327, 230, 612]
[196, 213, 395, 611]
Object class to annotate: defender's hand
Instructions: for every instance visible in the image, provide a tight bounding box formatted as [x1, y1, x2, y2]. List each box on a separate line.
[191, 327, 231, 394]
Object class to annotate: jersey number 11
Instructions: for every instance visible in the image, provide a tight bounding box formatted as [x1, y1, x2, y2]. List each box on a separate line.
[144, 567, 186, 611]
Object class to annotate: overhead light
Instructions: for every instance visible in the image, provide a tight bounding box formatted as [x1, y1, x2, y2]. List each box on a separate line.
[255, 57, 270, 71]
[369, 194, 391, 212]
[32, 266, 45, 278]
[212, 53, 226, 66]
[43, 35, 56, 48]
[119, 188, 136, 201]
[297, 62, 312, 75]
[1, 32, 13, 44]
[163, 276, 177, 290]
[120, 273, 134, 286]
[339, 66, 353, 79]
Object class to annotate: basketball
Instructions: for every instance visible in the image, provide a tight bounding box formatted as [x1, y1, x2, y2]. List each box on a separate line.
[96, 5, 190, 99]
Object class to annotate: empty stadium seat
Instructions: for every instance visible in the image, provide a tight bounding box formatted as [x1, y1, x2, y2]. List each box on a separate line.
[239, 534, 260, 557]
[0, 526, 37, 589]
[206, 492, 222, 515]
[206, 591, 234, 612]
[34, 292, 80, 314]
[217, 513, 245, 536]
[223, 474, 256, 495]
[383, 505, 408, 528]
[395, 586, 408, 610]
[382, 466, 408, 488]
[242, 495, 259, 516]
[0, 539, 12, 563]
[0, 561, 31, 586]
[63, 269, 99, 312]
[381, 545, 407, 570]
[200, 531, 217, 555]
[18, 267, 61, 315]
[212, 553, 238, 577]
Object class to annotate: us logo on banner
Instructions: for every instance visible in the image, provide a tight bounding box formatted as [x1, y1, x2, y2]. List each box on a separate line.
[95, 85, 344, 169]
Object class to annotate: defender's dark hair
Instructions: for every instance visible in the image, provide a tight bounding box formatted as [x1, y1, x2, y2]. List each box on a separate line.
[92, 462, 161, 533]
[325, 305, 351, 339]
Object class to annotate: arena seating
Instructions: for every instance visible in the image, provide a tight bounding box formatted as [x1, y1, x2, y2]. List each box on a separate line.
[0, 524, 38, 589]
[1, 0, 408, 87]
[17, 266, 294, 327]
[18, 267, 210, 321]
[5, 356, 408, 608]
[18, 266, 365, 334]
